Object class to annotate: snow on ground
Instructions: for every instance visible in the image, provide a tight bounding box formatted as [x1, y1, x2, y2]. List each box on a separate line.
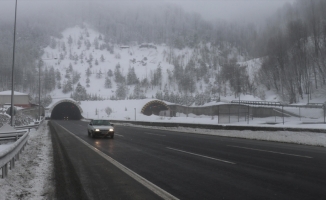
[0, 122, 54, 200]
[0, 143, 13, 152]
[0, 107, 326, 199]
[119, 123, 326, 147]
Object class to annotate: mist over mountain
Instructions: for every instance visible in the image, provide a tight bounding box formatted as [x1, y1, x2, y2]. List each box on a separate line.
[0, 0, 325, 106]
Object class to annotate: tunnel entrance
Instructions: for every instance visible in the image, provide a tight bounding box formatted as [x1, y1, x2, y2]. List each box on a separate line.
[142, 100, 169, 116]
[51, 102, 82, 120]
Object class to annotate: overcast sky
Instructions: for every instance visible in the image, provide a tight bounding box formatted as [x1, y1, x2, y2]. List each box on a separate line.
[164, 0, 295, 23]
[0, 0, 295, 24]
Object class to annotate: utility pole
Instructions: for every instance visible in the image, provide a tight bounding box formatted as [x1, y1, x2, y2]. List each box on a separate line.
[10, 0, 18, 126]
[39, 60, 41, 121]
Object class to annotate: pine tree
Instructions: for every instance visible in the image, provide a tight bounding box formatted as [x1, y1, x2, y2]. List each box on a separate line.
[100, 55, 105, 62]
[86, 77, 90, 87]
[72, 82, 87, 101]
[85, 39, 91, 50]
[57, 81, 61, 89]
[133, 83, 140, 99]
[94, 37, 99, 49]
[77, 39, 82, 49]
[96, 69, 103, 79]
[68, 35, 73, 47]
[49, 67, 56, 91]
[85, 68, 92, 77]
[105, 77, 112, 88]
[163, 85, 170, 102]
[62, 79, 73, 93]
[116, 83, 127, 100]
[50, 38, 56, 49]
[89, 53, 93, 63]
[114, 63, 125, 83]
[68, 63, 73, 72]
[107, 69, 113, 77]
[65, 69, 70, 79]
[62, 42, 66, 52]
[72, 71, 81, 84]
[127, 67, 139, 85]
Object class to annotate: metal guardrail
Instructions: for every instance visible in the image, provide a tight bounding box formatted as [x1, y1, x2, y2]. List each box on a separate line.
[0, 129, 29, 178]
[0, 130, 27, 141]
[230, 100, 324, 108]
[15, 124, 39, 130]
[108, 120, 326, 133]
[231, 100, 281, 106]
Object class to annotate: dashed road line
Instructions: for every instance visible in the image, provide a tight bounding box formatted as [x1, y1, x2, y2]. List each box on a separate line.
[167, 147, 236, 164]
[228, 145, 312, 158]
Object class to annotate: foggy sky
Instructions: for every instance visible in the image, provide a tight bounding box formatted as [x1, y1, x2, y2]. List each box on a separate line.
[164, 0, 295, 23]
[0, 0, 295, 24]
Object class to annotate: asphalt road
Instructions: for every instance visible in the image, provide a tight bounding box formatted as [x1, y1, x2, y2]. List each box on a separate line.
[53, 120, 326, 200]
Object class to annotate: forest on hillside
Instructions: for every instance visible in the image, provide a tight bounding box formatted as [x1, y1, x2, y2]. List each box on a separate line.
[0, 0, 325, 105]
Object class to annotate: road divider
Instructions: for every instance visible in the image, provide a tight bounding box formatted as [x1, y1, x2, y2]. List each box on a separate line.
[109, 120, 326, 133]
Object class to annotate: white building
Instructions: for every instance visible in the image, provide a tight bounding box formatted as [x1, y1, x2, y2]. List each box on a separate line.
[0, 90, 30, 108]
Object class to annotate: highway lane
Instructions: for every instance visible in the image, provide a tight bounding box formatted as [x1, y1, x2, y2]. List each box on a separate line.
[55, 120, 326, 200]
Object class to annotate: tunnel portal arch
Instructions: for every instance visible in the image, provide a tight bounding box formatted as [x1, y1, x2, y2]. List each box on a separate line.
[50, 99, 83, 120]
[141, 100, 169, 116]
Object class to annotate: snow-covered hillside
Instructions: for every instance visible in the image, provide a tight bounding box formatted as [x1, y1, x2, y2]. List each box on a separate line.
[43, 25, 189, 100]
[42, 25, 268, 104]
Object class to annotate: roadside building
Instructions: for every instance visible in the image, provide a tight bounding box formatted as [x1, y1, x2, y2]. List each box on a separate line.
[0, 90, 31, 108]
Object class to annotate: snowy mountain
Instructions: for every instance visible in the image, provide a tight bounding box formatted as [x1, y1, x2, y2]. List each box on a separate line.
[42, 25, 266, 105]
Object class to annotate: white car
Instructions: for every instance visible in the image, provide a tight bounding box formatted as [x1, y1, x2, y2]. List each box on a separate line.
[87, 119, 114, 138]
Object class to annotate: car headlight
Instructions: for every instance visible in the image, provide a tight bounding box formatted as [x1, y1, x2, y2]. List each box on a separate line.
[109, 128, 114, 132]
[95, 129, 100, 132]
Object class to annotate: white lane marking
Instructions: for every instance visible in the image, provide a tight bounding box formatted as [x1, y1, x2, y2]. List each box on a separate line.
[115, 134, 124, 137]
[228, 145, 312, 159]
[166, 147, 236, 165]
[143, 132, 166, 137]
[56, 123, 179, 200]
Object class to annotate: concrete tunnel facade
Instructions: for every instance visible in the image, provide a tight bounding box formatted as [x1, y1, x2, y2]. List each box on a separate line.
[141, 100, 170, 116]
[48, 99, 171, 120]
[49, 99, 83, 120]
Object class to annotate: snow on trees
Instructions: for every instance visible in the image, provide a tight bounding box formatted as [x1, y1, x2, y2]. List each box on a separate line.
[72, 82, 87, 101]
[127, 67, 139, 85]
[115, 83, 127, 100]
[105, 77, 112, 88]
[114, 63, 125, 83]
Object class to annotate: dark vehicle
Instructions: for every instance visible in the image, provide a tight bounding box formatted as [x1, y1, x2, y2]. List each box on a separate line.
[87, 119, 114, 138]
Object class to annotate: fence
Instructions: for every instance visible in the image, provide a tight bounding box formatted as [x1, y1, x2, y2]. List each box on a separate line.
[168, 103, 326, 125]
[220, 105, 326, 124]
[218, 104, 251, 124]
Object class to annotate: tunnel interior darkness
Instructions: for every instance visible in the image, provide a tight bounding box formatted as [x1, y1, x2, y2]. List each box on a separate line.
[51, 102, 82, 120]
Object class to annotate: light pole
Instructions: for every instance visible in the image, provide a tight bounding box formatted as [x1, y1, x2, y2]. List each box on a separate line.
[10, 0, 18, 126]
[134, 108, 136, 121]
[38, 60, 42, 121]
